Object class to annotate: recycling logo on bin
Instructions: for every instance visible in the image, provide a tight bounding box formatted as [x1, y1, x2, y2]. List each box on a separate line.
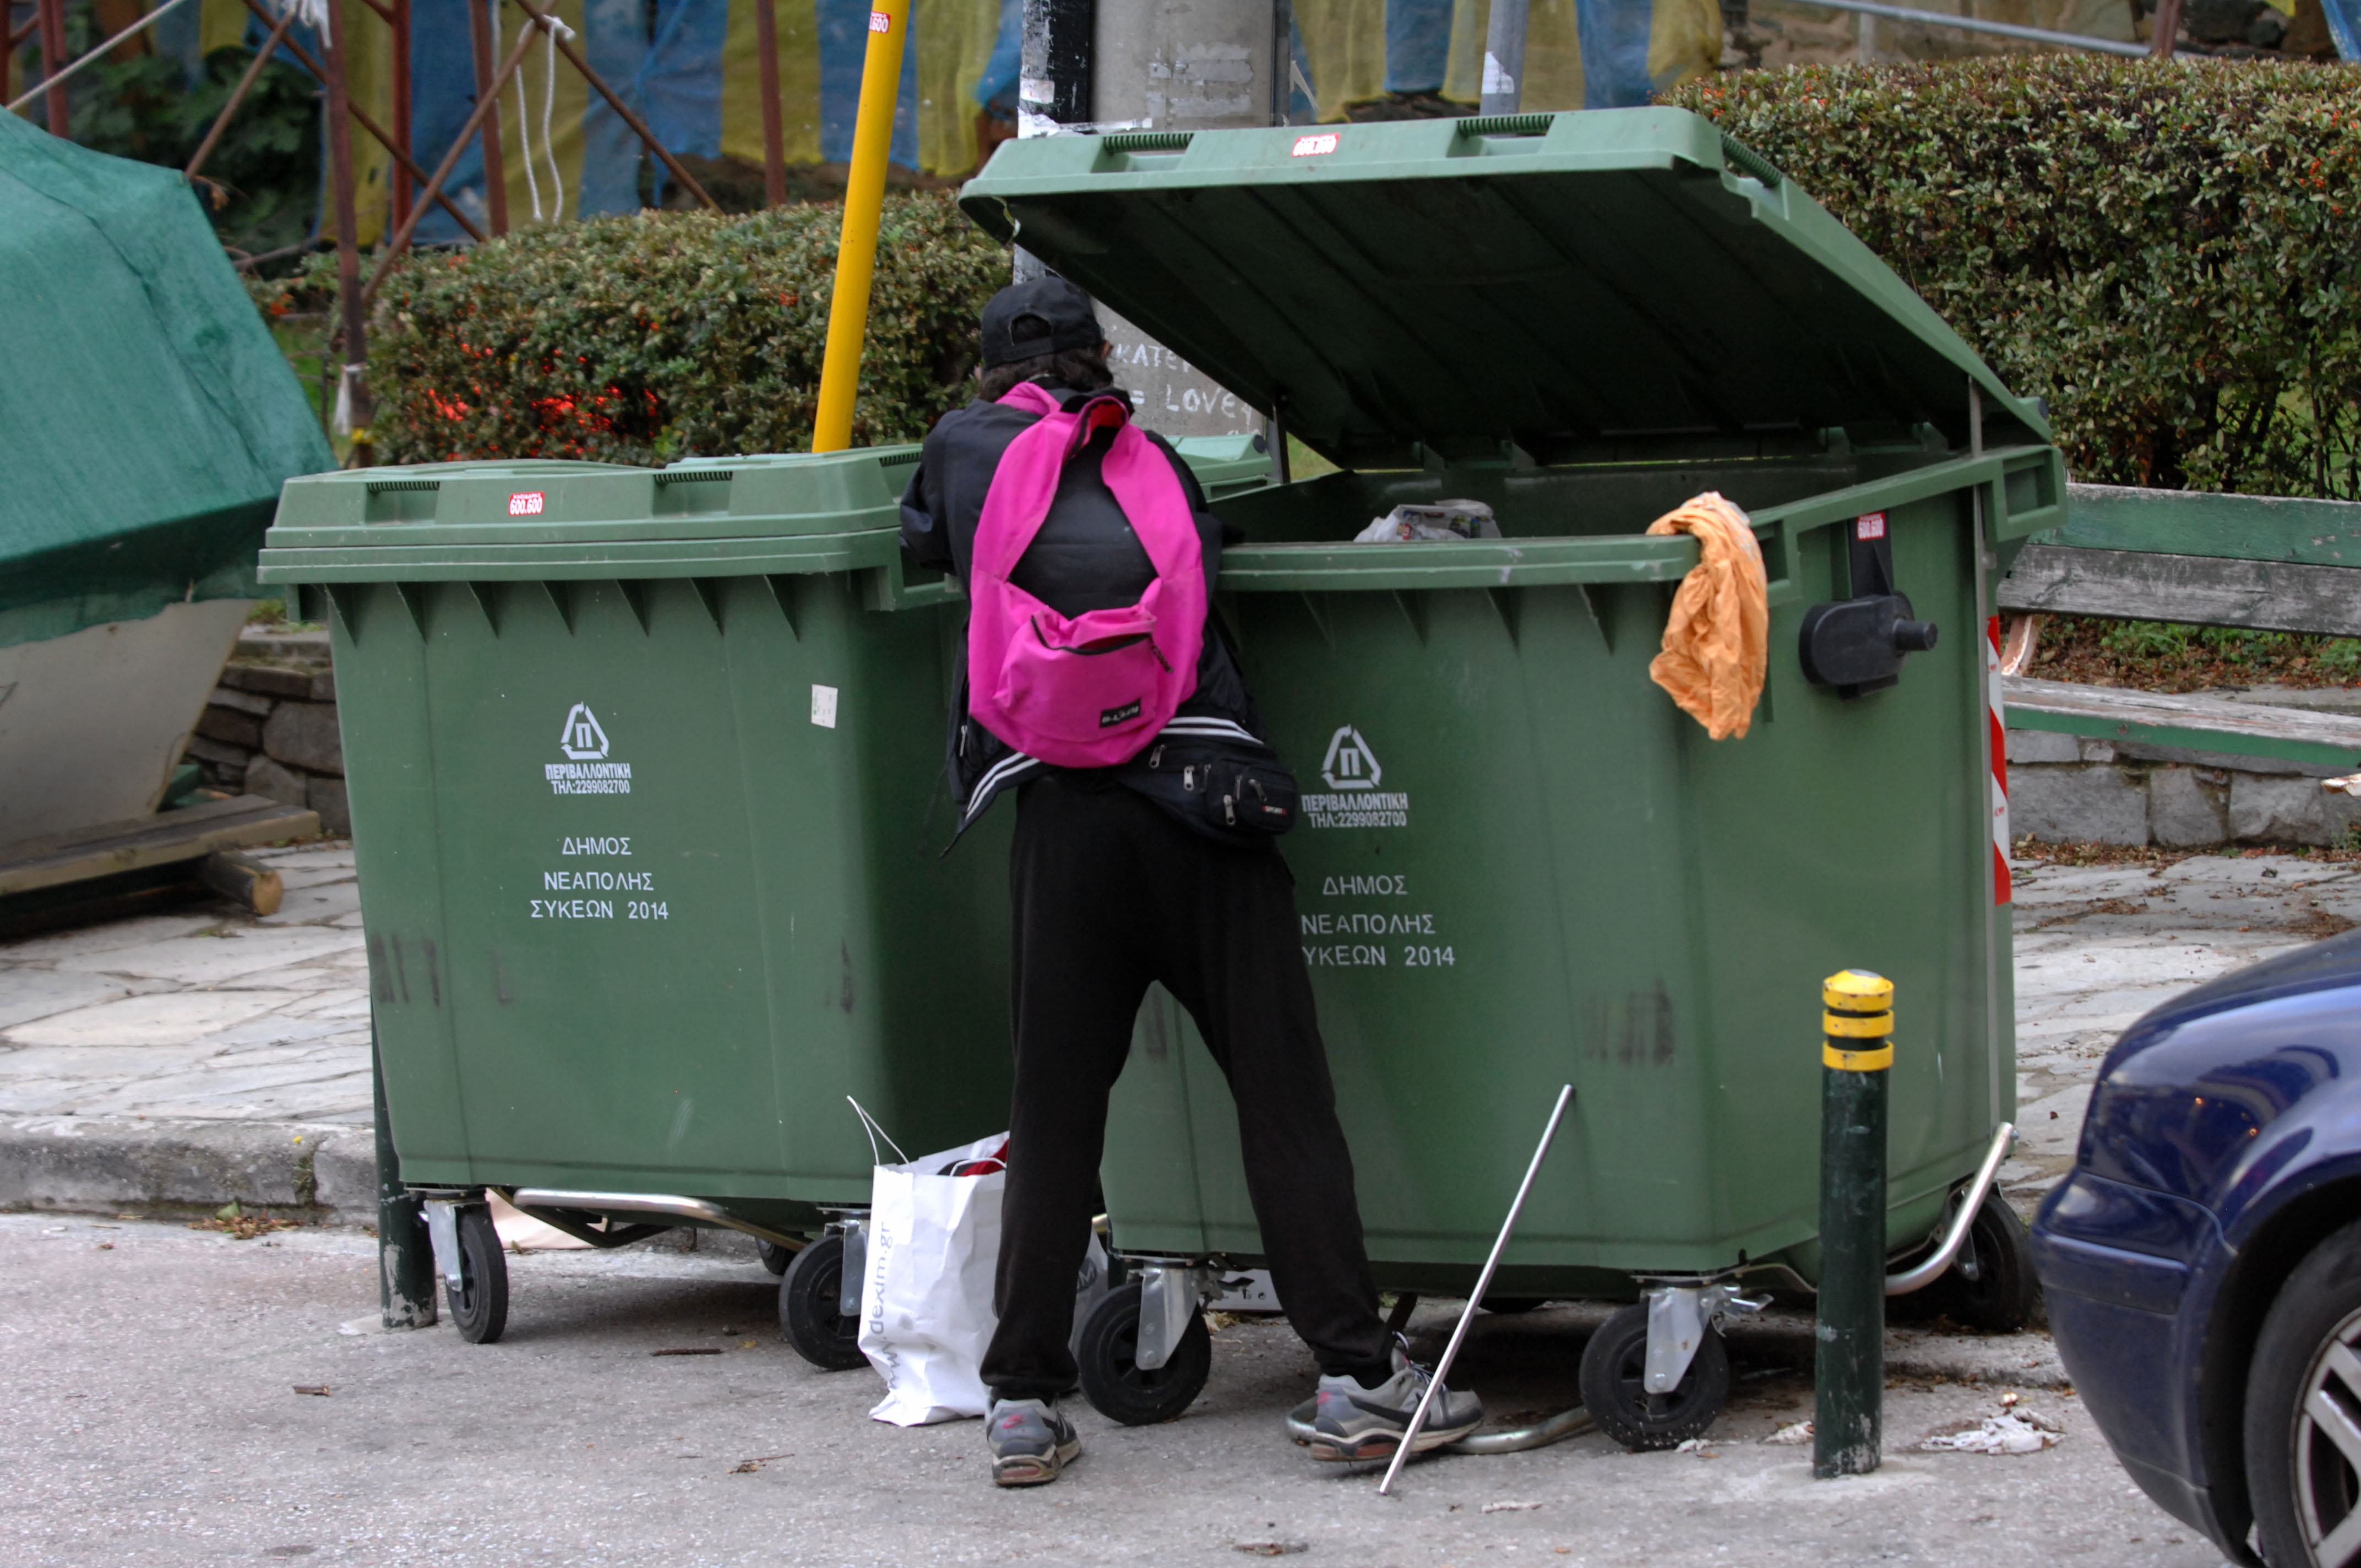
[1304, 726, 1408, 828]
[546, 704, 632, 795]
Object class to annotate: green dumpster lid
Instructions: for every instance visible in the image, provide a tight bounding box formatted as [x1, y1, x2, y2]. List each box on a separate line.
[258, 449, 924, 584]
[959, 107, 2048, 471]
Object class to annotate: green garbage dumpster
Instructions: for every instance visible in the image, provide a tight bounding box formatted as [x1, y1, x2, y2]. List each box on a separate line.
[960, 106, 2058, 1444]
[257, 449, 1023, 1357]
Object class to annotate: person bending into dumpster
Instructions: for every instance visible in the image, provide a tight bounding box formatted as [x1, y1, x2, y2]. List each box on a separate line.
[897, 275, 1482, 1488]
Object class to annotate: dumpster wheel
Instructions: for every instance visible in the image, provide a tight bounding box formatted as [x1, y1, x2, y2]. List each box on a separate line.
[779, 1234, 867, 1370]
[1577, 1302, 1727, 1451]
[1077, 1282, 1211, 1427]
[1906, 1190, 2039, 1333]
[448, 1206, 509, 1345]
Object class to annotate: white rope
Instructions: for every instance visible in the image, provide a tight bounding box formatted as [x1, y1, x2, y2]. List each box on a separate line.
[540, 15, 564, 220]
[508, 2, 543, 220]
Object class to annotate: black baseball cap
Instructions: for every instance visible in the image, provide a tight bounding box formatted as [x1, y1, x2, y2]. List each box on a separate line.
[980, 276, 1104, 368]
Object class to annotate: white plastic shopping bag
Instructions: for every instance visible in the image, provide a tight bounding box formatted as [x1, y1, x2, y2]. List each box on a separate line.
[852, 1108, 1111, 1428]
[858, 1130, 1009, 1426]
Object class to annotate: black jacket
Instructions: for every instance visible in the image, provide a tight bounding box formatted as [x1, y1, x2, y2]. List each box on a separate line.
[899, 384, 1277, 843]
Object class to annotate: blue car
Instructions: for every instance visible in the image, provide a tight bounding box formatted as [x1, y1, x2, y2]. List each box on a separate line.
[2034, 930, 2361, 1567]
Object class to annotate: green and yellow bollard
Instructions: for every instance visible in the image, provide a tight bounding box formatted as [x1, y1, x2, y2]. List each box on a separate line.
[1815, 968, 1892, 1478]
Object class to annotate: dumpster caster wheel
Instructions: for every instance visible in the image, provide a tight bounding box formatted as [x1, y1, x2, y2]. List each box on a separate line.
[1578, 1302, 1727, 1451]
[1077, 1282, 1210, 1427]
[757, 1239, 794, 1277]
[448, 1205, 509, 1345]
[1914, 1190, 2040, 1333]
[780, 1234, 866, 1370]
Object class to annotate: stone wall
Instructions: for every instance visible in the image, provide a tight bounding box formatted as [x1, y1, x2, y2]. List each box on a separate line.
[181, 628, 347, 836]
[2007, 730, 2361, 850]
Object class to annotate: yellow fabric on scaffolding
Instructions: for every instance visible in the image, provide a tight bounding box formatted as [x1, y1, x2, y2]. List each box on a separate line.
[1443, 0, 1585, 110]
[1647, 0, 1724, 95]
[316, 0, 394, 248]
[721, 0, 820, 172]
[1440, 0, 1718, 108]
[1296, 0, 1390, 121]
[913, 0, 1004, 182]
[199, 0, 249, 57]
[1644, 492, 1769, 742]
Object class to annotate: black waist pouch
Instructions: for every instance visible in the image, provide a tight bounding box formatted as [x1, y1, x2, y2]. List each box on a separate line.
[1122, 739, 1298, 846]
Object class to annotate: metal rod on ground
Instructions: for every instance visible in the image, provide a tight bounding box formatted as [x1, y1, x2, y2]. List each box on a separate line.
[361, 18, 540, 306]
[391, 0, 413, 230]
[754, 0, 786, 205]
[33, 0, 69, 132]
[322, 0, 373, 467]
[185, 4, 300, 179]
[1815, 970, 1894, 1479]
[1778, 0, 2150, 54]
[1378, 1084, 1575, 1498]
[467, 0, 509, 235]
[231, 0, 485, 241]
[810, 0, 913, 453]
[1478, 0, 1528, 113]
[374, 1035, 438, 1327]
[503, 0, 719, 211]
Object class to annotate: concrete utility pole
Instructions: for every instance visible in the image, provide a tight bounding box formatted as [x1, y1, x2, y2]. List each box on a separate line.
[1089, 0, 1292, 440]
[1012, 0, 1094, 284]
[1479, 0, 1526, 112]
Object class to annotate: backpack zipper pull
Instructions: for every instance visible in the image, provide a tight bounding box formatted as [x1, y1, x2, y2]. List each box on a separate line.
[1149, 744, 1164, 770]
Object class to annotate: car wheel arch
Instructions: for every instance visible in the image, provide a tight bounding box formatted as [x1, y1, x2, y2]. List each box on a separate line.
[2199, 1173, 2361, 1562]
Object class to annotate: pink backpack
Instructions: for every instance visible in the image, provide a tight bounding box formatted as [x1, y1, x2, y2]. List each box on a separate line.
[965, 383, 1206, 768]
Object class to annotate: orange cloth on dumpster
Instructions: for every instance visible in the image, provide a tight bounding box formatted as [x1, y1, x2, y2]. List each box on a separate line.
[1644, 492, 1768, 741]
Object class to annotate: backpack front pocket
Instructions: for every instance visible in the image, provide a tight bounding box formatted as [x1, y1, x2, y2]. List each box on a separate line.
[994, 605, 1169, 746]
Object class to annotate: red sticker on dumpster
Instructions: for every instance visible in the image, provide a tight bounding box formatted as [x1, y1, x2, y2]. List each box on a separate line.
[1291, 133, 1339, 157]
[509, 491, 545, 516]
[868, 9, 890, 29]
[1855, 511, 1886, 540]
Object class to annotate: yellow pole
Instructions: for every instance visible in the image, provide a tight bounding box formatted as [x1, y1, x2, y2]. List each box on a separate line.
[812, 0, 912, 453]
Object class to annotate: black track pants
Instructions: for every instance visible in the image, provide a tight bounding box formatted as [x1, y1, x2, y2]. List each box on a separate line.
[979, 772, 1392, 1404]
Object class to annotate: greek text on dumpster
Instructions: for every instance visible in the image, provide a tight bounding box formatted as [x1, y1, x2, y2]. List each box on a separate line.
[527, 835, 668, 921]
[1302, 873, 1451, 968]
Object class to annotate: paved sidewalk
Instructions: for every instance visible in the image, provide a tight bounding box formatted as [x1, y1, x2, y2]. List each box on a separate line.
[0, 843, 376, 1217]
[0, 1213, 2229, 1568]
[1, 844, 2354, 1221]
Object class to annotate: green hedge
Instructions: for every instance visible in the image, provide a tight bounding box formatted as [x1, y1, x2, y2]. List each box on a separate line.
[1666, 57, 2361, 500]
[347, 194, 1008, 465]
[269, 62, 2361, 490]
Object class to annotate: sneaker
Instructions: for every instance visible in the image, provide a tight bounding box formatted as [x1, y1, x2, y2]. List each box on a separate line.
[1305, 1344, 1484, 1462]
[986, 1397, 1081, 1486]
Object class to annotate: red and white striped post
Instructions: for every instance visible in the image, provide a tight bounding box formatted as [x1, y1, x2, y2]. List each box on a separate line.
[1986, 614, 2011, 903]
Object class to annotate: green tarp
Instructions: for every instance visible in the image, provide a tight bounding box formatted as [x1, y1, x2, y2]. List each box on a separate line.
[0, 112, 333, 652]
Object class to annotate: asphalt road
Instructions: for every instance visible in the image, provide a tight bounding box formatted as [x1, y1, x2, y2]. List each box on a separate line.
[0, 1213, 2229, 1568]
